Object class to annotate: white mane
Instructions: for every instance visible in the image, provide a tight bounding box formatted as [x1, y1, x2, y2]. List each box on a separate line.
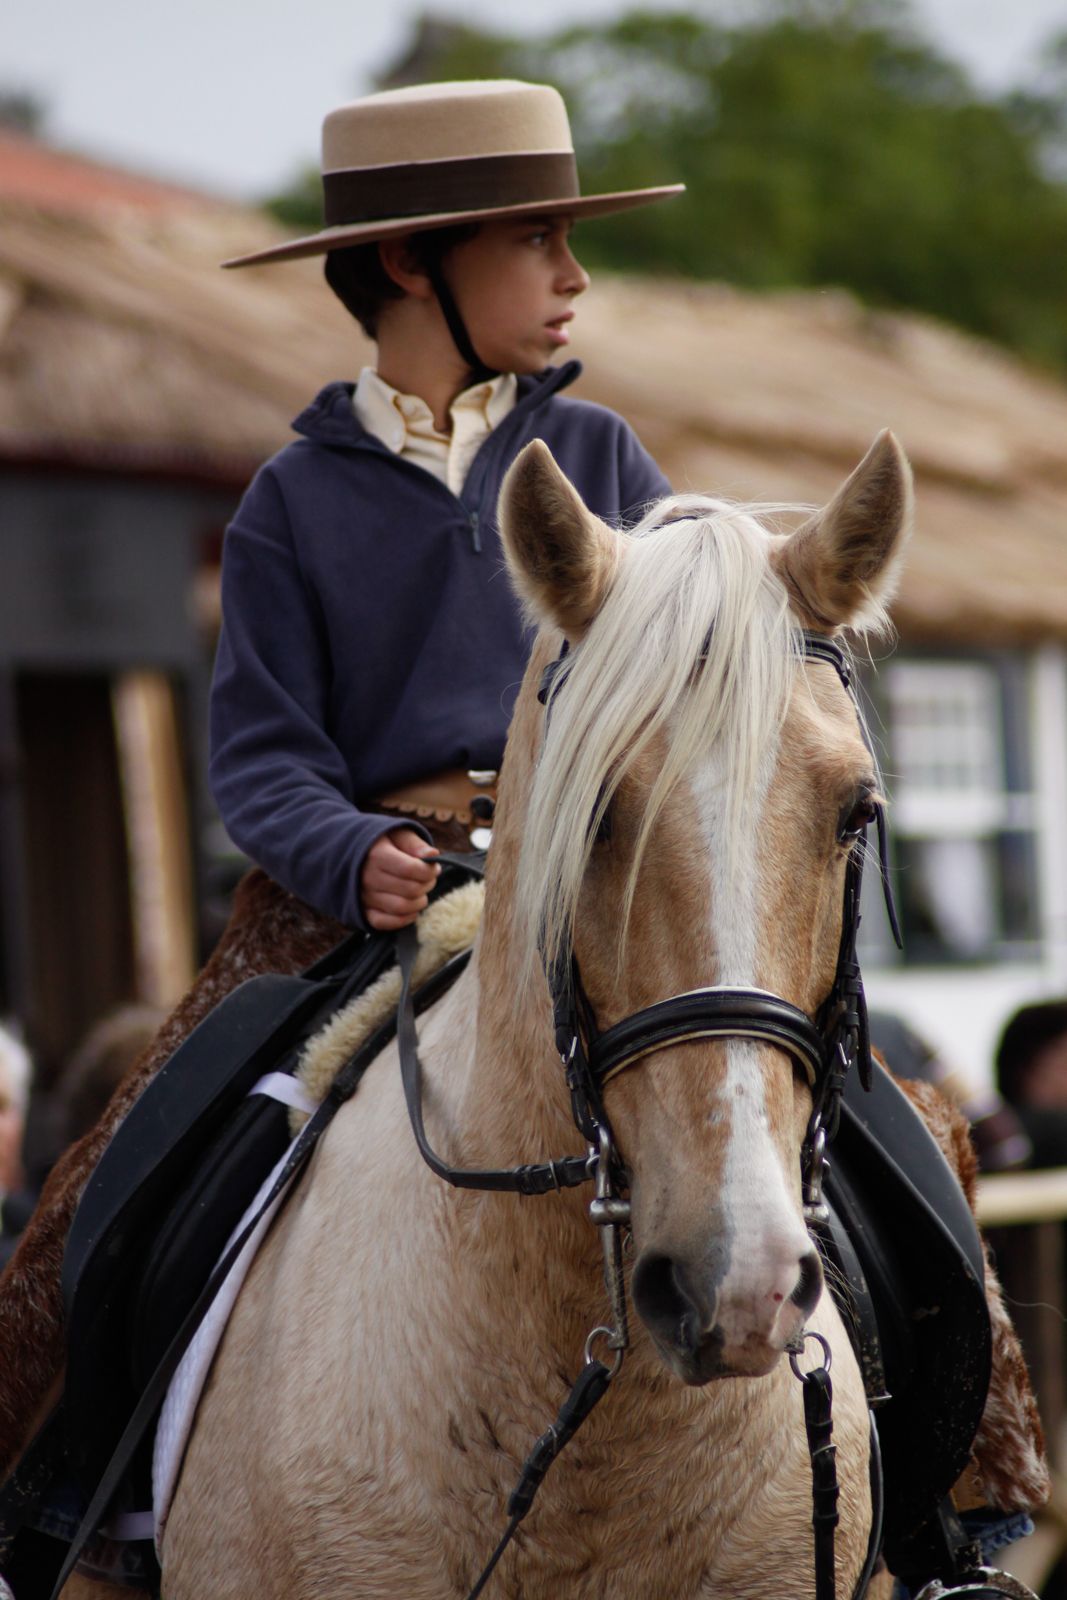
[516, 494, 814, 977]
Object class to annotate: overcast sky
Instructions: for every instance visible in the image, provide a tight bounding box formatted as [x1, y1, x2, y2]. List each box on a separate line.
[5, 0, 1067, 200]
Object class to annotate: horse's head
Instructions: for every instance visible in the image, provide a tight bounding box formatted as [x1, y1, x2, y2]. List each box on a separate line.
[498, 435, 911, 1385]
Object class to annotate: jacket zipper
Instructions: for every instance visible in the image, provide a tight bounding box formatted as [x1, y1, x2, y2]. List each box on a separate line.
[306, 363, 581, 558]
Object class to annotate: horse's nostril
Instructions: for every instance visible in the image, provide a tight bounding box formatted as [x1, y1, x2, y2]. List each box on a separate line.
[790, 1247, 823, 1315]
[632, 1251, 710, 1355]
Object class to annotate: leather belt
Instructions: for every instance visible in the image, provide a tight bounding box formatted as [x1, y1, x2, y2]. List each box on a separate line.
[374, 768, 498, 828]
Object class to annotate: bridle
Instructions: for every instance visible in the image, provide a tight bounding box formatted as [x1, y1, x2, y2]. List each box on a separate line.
[397, 627, 903, 1599]
[539, 629, 898, 1237]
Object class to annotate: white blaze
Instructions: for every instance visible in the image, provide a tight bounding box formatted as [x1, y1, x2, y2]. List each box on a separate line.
[690, 739, 814, 1339]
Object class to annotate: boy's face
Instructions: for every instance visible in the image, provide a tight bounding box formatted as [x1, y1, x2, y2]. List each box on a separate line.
[0, 1082, 23, 1195]
[445, 216, 590, 374]
[1024, 1033, 1067, 1108]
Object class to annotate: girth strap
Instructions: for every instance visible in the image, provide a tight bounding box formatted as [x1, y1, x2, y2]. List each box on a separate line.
[589, 986, 826, 1088]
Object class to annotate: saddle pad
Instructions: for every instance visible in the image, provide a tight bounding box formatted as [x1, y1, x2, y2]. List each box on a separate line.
[61, 931, 396, 1495]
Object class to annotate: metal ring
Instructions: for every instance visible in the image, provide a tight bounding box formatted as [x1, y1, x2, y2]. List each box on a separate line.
[583, 1324, 624, 1377]
[789, 1329, 832, 1379]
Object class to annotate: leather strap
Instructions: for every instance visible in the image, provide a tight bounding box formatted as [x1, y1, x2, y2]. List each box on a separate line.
[589, 987, 826, 1088]
[375, 769, 498, 827]
[396, 926, 589, 1196]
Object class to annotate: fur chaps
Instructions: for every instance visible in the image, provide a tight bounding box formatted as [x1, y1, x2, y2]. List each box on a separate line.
[0, 871, 344, 1481]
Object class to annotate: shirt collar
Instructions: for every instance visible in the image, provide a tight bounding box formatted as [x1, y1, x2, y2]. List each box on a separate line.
[354, 368, 517, 450]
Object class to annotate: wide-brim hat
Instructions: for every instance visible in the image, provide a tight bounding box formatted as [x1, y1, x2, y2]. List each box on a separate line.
[224, 79, 684, 269]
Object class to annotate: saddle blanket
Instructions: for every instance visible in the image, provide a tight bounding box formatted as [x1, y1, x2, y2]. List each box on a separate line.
[150, 879, 485, 1552]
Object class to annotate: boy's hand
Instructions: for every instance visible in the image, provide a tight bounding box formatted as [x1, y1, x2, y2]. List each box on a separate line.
[361, 828, 440, 931]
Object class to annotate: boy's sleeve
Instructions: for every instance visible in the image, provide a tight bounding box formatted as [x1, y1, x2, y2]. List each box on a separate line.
[209, 466, 412, 932]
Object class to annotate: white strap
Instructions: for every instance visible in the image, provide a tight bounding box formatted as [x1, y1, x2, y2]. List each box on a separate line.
[100, 1509, 155, 1542]
[248, 1071, 319, 1117]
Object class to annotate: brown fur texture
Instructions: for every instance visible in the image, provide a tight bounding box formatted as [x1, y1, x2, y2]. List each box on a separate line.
[894, 1076, 1050, 1514]
[0, 869, 344, 1481]
[60, 1579, 131, 1600]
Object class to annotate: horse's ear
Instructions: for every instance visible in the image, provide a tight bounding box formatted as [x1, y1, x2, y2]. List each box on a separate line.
[773, 430, 913, 629]
[498, 440, 618, 637]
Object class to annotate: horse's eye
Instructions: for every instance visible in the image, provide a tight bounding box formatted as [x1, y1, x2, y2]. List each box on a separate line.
[589, 783, 613, 845]
[838, 791, 878, 843]
[592, 799, 613, 845]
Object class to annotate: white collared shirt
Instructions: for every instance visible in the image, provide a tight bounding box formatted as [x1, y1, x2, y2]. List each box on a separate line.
[353, 367, 518, 496]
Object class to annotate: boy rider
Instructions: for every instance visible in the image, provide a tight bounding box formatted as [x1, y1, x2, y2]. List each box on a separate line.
[0, 77, 681, 1552]
[210, 77, 681, 932]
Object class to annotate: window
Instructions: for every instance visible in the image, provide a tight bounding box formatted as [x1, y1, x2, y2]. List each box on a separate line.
[859, 654, 1039, 965]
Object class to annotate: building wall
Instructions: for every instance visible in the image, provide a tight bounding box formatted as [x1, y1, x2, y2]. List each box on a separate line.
[0, 466, 236, 1078]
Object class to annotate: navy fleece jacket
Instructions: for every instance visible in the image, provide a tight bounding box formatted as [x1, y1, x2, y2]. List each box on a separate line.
[209, 361, 670, 930]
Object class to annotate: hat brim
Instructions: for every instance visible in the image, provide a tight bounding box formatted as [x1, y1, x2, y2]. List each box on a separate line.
[222, 184, 685, 268]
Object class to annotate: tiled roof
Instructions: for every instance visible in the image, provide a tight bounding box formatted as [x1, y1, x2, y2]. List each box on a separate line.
[0, 129, 220, 216]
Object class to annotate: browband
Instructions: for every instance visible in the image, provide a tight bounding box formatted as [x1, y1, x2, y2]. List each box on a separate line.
[538, 631, 852, 708]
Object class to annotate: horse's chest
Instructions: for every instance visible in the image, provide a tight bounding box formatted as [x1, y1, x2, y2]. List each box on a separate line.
[439, 1452, 808, 1600]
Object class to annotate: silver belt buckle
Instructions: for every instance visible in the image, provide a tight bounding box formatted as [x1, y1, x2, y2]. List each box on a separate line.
[467, 769, 496, 850]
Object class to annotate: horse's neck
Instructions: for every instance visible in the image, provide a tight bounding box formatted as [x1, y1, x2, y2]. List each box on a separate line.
[427, 828, 602, 1346]
[463, 843, 577, 1174]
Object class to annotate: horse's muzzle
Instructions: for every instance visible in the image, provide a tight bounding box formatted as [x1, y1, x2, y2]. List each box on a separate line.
[632, 1243, 824, 1383]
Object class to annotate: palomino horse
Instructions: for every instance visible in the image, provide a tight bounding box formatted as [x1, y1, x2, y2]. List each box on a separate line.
[158, 432, 915, 1600]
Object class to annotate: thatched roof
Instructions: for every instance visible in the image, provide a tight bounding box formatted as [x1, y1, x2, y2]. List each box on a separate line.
[573, 280, 1067, 647]
[2, 131, 1065, 642]
[0, 131, 371, 483]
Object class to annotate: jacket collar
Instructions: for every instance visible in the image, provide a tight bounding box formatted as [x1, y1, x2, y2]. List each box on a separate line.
[290, 360, 582, 449]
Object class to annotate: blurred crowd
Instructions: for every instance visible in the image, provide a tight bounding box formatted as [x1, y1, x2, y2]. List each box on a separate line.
[870, 999, 1067, 1177]
[0, 1006, 163, 1270]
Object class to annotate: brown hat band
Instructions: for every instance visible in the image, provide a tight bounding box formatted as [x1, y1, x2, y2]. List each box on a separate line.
[323, 151, 580, 227]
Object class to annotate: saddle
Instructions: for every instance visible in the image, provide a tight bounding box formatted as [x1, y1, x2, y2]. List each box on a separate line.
[0, 886, 995, 1598]
[819, 1063, 992, 1584]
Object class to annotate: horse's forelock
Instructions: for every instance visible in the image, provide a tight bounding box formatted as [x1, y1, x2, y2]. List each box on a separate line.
[515, 495, 818, 981]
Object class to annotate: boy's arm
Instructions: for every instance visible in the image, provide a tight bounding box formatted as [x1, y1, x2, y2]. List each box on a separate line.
[209, 467, 433, 932]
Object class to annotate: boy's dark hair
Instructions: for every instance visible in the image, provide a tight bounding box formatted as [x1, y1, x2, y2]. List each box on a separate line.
[996, 999, 1067, 1106]
[324, 223, 480, 339]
